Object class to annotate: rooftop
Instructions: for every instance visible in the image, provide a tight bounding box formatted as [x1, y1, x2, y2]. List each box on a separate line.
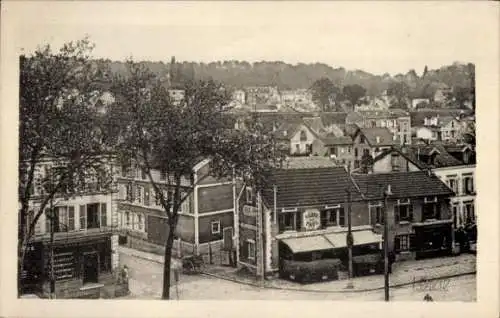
[352, 171, 454, 200]
[262, 167, 363, 209]
[357, 127, 395, 146]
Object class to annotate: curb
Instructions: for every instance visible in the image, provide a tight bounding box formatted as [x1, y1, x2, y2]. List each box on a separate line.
[200, 271, 476, 294]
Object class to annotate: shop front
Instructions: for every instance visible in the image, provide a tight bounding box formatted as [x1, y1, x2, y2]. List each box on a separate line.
[278, 230, 383, 283]
[413, 220, 453, 259]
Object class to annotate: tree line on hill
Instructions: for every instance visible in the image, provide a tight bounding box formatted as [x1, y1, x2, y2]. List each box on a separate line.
[101, 58, 475, 112]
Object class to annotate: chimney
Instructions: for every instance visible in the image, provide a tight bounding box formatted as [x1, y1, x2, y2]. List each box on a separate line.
[376, 136, 381, 144]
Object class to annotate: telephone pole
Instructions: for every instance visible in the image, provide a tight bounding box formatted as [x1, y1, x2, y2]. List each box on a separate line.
[383, 184, 392, 302]
[49, 196, 55, 299]
[345, 165, 354, 289]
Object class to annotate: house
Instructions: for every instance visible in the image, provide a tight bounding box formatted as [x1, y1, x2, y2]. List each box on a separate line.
[411, 98, 430, 109]
[352, 171, 455, 261]
[116, 158, 236, 264]
[311, 136, 354, 167]
[237, 166, 383, 281]
[168, 89, 185, 105]
[280, 89, 313, 106]
[274, 116, 345, 156]
[231, 89, 246, 105]
[20, 157, 124, 298]
[417, 115, 463, 142]
[352, 127, 395, 169]
[346, 110, 412, 145]
[369, 143, 476, 251]
[245, 86, 281, 106]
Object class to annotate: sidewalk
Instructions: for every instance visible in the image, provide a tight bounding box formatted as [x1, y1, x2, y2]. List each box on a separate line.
[118, 245, 476, 294]
[118, 245, 182, 268]
[202, 254, 476, 293]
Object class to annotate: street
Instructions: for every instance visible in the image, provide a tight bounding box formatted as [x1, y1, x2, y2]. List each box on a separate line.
[119, 251, 476, 301]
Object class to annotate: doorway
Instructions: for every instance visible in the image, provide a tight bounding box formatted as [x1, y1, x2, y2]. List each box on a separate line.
[82, 252, 99, 284]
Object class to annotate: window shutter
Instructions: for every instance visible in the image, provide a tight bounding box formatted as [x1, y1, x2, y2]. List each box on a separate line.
[339, 208, 345, 226]
[144, 186, 150, 206]
[408, 204, 414, 222]
[100, 204, 107, 227]
[295, 212, 302, 230]
[68, 206, 75, 231]
[79, 205, 86, 230]
[320, 210, 327, 227]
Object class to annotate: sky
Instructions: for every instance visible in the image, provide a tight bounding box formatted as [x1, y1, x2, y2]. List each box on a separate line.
[3, 1, 498, 76]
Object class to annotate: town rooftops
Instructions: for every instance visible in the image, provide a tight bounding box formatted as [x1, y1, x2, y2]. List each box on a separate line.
[281, 156, 339, 169]
[356, 127, 395, 146]
[351, 171, 454, 200]
[261, 167, 363, 209]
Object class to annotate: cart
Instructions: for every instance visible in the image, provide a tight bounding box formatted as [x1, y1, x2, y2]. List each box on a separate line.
[181, 255, 205, 275]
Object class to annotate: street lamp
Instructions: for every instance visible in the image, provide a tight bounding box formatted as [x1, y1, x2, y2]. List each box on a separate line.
[383, 184, 392, 302]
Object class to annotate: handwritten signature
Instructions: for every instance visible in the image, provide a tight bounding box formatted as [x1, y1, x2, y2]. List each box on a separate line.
[412, 277, 450, 291]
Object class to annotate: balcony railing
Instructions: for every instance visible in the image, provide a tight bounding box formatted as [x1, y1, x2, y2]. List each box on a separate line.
[32, 226, 118, 243]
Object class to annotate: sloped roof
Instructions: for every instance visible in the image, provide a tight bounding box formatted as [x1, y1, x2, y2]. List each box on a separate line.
[321, 136, 353, 146]
[303, 117, 328, 135]
[261, 167, 364, 209]
[358, 127, 395, 146]
[352, 171, 454, 200]
[281, 157, 338, 169]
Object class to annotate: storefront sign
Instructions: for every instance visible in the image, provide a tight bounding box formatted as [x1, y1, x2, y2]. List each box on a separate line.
[303, 209, 321, 231]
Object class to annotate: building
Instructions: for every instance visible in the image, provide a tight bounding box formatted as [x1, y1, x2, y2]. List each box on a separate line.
[245, 86, 281, 106]
[411, 98, 430, 109]
[433, 85, 452, 104]
[311, 136, 354, 167]
[231, 89, 246, 105]
[274, 117, 344, 156]
[415, 115, 463, 142]
[20, 158, 124, 299]
[346, 110, 412, 145]
[369, 143, 476, 251]
[352, 171, 455, 261]
[352, 127, 395, 169]
[116, 158, 236, 264]
[168, 89, 185, 105]
[237, 166, 384, 282]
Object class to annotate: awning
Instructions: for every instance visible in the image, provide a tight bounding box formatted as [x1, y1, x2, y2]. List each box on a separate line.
[282, 236, 334, 254]
[324, 230, 382, 248]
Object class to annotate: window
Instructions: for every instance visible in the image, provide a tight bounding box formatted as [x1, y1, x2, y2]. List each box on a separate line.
[300, 130, 307, 141]
[211, 220, 221, 234]
[464, 201, 475, 224]
[391, 154, 400, 171]
[360, 135, 365, 144]
[136, 186, 143, 204]
[446, 176, 458, 193]
[247, 240, 256, 260]
[245, 187, 253, 204]
[396, 199, 412, 222]
[160, 170, 167, 181]
[354, 148, 359, 158]
[320, 206, 345, 227]
[395, 235, 410, 252]
[126, 183, 133, 202]
[295, 144, 300, 153]
[422, 197, 440, 221]
[330, 147, 338, 156]
[348, 146, 352, 153]
[279, 212, 301, 232]
[452, 204, 460, 227]
[155, 189, 162, 206]
[86, 203, 100, 229]
[79, 205, 86, 230]
[68, 206, 75, 231]
[141, 169, 147, 180]
[369, 201, 383, 224]
[463, 175, 474, 195]
[144, 187, 150, 206]
[137, 213, 144, 231]
[125, 211, 131, 227]
[181, 194, 190, 213]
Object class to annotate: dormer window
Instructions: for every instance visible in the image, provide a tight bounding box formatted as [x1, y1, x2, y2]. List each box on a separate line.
[245, 186, 253, 204]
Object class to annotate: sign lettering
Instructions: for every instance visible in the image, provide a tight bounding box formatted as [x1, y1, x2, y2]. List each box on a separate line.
[303, 209, 321, 231]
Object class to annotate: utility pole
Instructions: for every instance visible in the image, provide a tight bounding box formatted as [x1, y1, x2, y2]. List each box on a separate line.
[345, 165, 354, 289]
[49, 196, 55, 299]
[256, 190, 265, 285]
[383, 184, 392, 302]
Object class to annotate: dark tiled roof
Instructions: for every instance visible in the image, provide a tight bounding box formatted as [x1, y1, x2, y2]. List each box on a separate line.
[261, 167, 363, 209]
[352, 171, 453, 200]
[358, 127, 395, 146]
[322, 136, 353, 146]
